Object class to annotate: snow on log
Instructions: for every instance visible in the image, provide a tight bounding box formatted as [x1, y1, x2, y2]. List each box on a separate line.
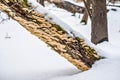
[0, 0, 101, 71]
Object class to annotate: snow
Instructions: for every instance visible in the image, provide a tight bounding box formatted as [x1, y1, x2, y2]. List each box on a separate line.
[0, 14, 78, 80]
[50, 59, 120, 80]
[28, 0, 120, 58]
[0, 0, 120, 80]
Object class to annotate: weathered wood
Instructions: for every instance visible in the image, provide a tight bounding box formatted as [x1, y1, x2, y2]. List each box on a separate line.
[0, 0, 101, 71]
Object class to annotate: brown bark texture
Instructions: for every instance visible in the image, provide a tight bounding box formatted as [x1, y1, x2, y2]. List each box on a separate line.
[0, 0, 101, 71]
[91, 0, 108, 44]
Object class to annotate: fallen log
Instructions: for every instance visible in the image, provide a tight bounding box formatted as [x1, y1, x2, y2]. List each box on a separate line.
[0, 0, 101, 71]
[43, 0, 85, 14]
[52, 1, 85, 14]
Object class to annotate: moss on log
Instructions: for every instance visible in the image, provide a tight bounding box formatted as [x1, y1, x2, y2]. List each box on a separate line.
[0, 0, 101, 71]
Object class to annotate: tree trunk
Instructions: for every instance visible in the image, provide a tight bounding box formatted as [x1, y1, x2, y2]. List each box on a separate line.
[37, 0, 45, 6]
[91, 0, 108, 44]
[0, 0, 101, 71]
[80, 10, 88, 25]
[80, 0, 91, 25]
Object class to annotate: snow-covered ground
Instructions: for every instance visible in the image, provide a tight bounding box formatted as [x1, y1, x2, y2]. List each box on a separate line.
[0, 0, 120, 80]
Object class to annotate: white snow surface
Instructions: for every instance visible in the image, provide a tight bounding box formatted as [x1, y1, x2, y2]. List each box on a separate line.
[0, 0, 120, 80]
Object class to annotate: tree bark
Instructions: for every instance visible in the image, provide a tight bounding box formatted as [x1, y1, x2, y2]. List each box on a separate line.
[0, 0, 101, 71]
[80, 0, 91, 25]
[91, 0, 108, 44]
